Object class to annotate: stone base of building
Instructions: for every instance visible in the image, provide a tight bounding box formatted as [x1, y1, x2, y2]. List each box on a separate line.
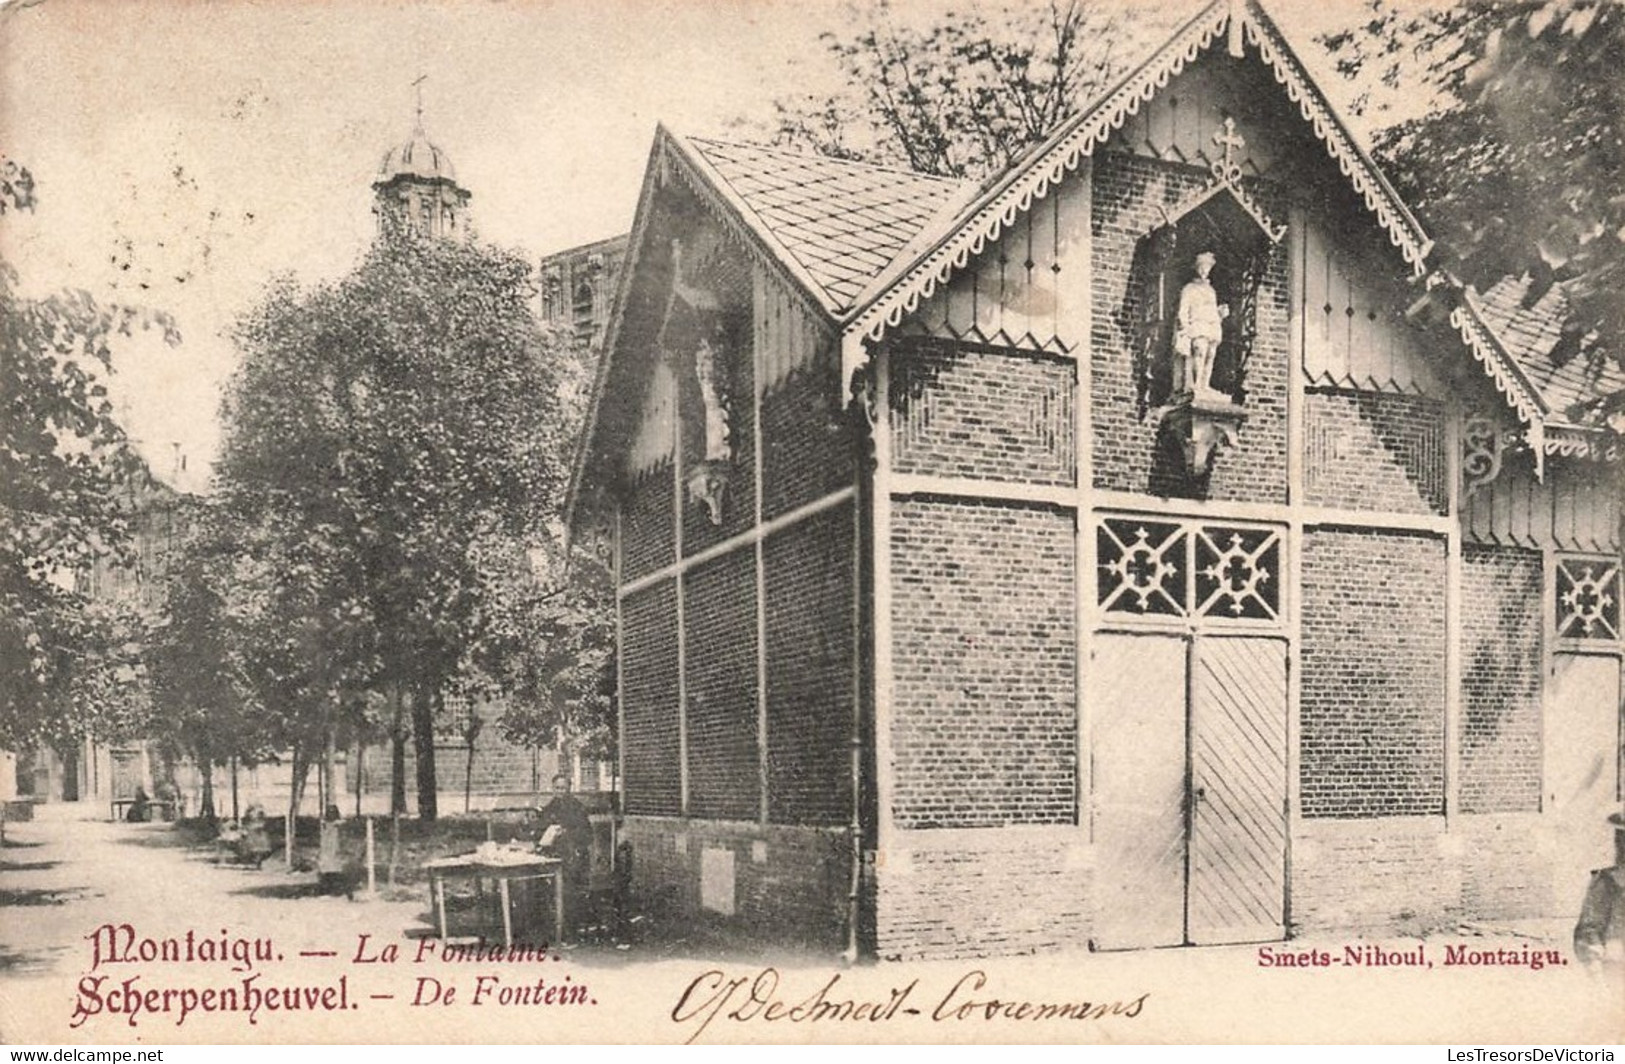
[1292, 814, 1571, 934]
[873, 826, 1093, 960]
[621, 816, 852, 951]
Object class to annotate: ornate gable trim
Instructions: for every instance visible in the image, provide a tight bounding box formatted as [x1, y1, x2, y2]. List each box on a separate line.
[846, 0, 1432, 349]
[1449, 291, 1549, 474]
[566, 126, 833, 532]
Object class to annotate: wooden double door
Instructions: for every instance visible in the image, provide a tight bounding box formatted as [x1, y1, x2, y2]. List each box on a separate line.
[1545, 651, 1623, 914]
[1091, 631, 1289, 950]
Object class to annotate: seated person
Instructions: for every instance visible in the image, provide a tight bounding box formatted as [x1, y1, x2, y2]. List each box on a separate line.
[533, 775, 592, 938]
[125, 787, 151, 823]
[236, 805, 274, 868]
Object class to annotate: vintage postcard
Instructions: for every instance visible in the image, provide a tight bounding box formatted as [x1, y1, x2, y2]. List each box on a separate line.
[2, 0, 1622, 1046]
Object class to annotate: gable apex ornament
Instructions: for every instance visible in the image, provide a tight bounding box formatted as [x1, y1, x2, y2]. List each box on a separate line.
[1160, 119, 1286, 244]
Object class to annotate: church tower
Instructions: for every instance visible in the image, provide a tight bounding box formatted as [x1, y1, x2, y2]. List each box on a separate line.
[372, 91, 470, 240]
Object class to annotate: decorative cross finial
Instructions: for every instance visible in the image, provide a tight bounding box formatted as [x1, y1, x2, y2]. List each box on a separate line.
[1213, 117, 1245, 172]
[412, 74, 428, 130]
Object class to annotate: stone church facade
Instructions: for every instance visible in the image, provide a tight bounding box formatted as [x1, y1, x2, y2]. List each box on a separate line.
[568, 0, 1625, 958]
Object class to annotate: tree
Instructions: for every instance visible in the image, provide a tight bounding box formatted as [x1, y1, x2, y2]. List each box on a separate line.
[462, 532, 616, 774]
[1322, 0, 1624, 408]
[217, 233, 572, 819]
[769, 0, 1148, 178]
[148, 502, 278, 821]
[1, 157, 176, 753]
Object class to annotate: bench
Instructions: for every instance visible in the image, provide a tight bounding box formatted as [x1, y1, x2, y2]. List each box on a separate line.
[110, 798, 177, 823]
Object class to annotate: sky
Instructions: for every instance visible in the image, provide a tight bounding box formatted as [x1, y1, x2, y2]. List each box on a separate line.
[0, 0, 1401, 493]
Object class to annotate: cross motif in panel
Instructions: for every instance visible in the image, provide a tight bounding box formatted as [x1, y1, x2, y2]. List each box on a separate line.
[1194, 525, 1279, 620]
[1100, 521, 1185, 615]
[1558, 559, 1620, 640]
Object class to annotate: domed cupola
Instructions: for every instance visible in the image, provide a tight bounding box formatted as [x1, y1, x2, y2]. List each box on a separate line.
[372, 101, 471, 240]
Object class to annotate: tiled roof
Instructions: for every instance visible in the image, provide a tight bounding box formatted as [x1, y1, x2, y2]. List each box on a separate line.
[682, 137, 966, 312]
[1472, 275, 1623, 430]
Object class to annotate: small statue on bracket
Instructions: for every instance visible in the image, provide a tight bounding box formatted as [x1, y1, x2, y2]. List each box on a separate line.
[1160, 249, 1245, 477]
[1173, 250, 1230, 399]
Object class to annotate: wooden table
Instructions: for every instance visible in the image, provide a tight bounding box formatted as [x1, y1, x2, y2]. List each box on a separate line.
[424, 853, 564, 948]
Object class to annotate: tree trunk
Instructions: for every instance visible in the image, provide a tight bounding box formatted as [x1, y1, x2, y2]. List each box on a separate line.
[354, 743, 365, 819]
[199, 754, 216, 823]
[390, 684, 407, 817]
[412, 682, 438, 822]
[321, 727, 337, 818]
[230, 755, 240, 822]
[287, 746, 309, 869]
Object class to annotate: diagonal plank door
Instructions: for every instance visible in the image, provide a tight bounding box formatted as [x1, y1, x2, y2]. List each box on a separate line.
[1546, 653, 1622, 915]
[1091, 632, 1188, 950]
[1188, 635, 1288, 945]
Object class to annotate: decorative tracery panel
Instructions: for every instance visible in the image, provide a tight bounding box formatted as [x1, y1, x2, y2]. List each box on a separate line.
[1097, 515, 1282, 626]
[1555, 556, 1621, 642]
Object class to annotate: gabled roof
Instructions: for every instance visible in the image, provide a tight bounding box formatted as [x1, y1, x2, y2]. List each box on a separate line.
[847, 0, 1432, 344]
[565, 127, 965, 528]
[1462, 276, 1624, 458]
[678, 136, 965, 314]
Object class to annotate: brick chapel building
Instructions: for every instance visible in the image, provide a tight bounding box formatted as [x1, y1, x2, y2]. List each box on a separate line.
[567, 0, 1625, 958]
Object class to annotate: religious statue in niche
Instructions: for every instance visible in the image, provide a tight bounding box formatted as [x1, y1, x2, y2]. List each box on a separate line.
[685, 336, 733, 525]
[1173, 250, 1230, 400]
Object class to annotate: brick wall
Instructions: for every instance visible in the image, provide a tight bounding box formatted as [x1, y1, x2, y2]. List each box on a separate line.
[890, 343, 1075, 486]
[764, 502, 855, 826]
[622, 817, 851, 950]
[1303, 389, 1447, 515]
[1457, 814, 1556, 918]
[1291, 818, 1458, 932]
[1300, 528, 1446, 817]
[1292, 814, 1560, 932]
[762, 360, 850, 519]
[889, 498, 1075, 828]
[683, 552, 759, 821]
[622, 583, 680, 816]
[1090, 152, 1290, 503]
[1460, 545, 1543, 813]
[873, 828, 1092, 958]
[621, 469, 674, 582]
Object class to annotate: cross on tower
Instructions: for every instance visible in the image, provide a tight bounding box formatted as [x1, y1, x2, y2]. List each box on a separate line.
[412, 74, 428, 130]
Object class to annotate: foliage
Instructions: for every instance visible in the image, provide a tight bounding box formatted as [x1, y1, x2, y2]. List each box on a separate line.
[216, 232, 574, 817]
[770, 0, 1144, 179]
[1, 158, 178, 750]
[461, 532, 616, 762]
[147, 503, 279, 785]
[1323, 0, 1624, 393]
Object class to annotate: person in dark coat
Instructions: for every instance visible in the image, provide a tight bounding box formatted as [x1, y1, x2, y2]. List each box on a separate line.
[534, 775, 592, 939]
[237, 804, 274, 869]
[125, 787, 151, 823]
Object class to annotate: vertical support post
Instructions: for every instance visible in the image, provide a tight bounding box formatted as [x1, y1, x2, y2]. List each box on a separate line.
[754, 276, 771, 826]
[1445, 404, 1464, 825]
[1283, 207, 1307, 924]
[871, 344, 897, 859]
[613, 505, 626, 813]
[1074, 159, 1096, 836]
[673, 385, 689, 817]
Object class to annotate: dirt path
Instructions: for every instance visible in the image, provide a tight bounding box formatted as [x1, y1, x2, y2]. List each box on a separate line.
[0, 802, 429, 979]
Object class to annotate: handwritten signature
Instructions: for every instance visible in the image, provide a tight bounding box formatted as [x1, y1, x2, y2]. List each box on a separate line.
[672, 967, 1147, 1043]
